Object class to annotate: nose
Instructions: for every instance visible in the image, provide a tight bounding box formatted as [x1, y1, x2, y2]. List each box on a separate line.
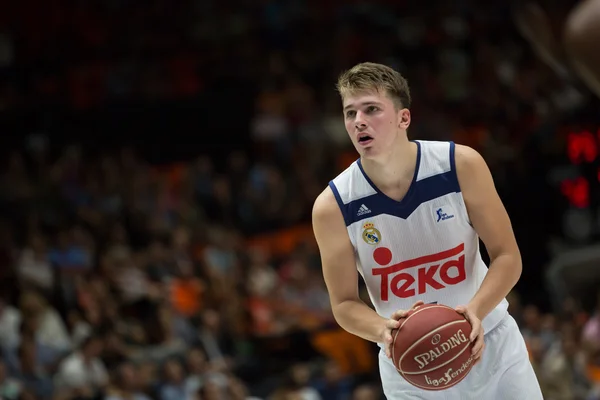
[354, 111, 367, 130]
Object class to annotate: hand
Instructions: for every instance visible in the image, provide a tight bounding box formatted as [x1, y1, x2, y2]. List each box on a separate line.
[382, 300, 425, 358]
[455, 305, 485, 365]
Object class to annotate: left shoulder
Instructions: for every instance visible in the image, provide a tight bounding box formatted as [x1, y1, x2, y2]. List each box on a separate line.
[452, 144, 495, 194]
[453, 144, 488, 171]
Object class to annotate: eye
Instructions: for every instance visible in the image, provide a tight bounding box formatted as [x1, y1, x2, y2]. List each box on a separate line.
[366, 105, 379, 113]
[345, 110, 356, 118]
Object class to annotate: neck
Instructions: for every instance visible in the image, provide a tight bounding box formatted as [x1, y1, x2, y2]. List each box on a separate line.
[360, 137, 417, 191]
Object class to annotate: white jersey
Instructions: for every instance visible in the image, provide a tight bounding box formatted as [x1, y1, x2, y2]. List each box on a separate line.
[329, 140, 508, 341]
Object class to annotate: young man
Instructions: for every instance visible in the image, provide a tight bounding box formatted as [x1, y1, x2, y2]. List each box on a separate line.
[311, 62, 543, 399]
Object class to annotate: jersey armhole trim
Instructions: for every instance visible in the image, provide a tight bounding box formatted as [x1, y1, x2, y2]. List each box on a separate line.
[449, 141, 473, 226]
[449, 141, 457, 179]
[328, 181, 351, 226]
[449, 141, 460, 191]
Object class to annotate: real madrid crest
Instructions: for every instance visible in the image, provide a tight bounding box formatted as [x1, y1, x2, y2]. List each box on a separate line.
[362, 222, 382, 245]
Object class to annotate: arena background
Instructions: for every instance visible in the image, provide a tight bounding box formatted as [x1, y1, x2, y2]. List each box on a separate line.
[0, 1, 599, 399]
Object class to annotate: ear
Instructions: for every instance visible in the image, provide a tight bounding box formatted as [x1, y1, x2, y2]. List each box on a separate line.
[398, 108, 411, 130]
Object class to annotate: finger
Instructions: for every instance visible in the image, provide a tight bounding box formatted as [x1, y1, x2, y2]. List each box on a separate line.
[390, 310, 409, 320]
[469, 322, 480, 342]
[471, 331, 485, 356]
[385, 342, 393, 358]
[384, 333, 393, 345]
[473, 344, 485, 363]
[382, 328, 394, 345]
[386, 319, 401, 330]
[411, 300, 425, 309]
[391, 301, 425, 320]
[471, 335, 484, 356]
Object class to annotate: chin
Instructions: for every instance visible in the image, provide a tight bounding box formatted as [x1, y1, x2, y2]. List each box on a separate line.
[356, 146, 378, 159]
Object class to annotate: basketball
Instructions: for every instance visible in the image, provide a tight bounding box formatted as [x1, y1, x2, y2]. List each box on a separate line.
[391, 304, 475, 391]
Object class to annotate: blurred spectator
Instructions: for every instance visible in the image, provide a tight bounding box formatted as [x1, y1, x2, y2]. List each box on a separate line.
[0, 359, 21, 400]
[542, 324, 591, 400]
[0, 297, 21, 350]
[16, 233, 54, 294]
[287, 363, 322, 400]
[351, 384, 381, 400]
[582, 291, 600, 398]
[13, 336, 54, 400]
[312, 361, 354, 400]
[105, 362, 151, 400]
[158, 358, 188, 400]
[183, 347, 226, 395]
[522, 304, 557, 353]
[19, 291, 71, 355]
[53, 334, 108, 397]
[583, 291, 600, 350]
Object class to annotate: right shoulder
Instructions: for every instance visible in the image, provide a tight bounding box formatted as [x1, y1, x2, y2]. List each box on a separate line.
[312, 186, 339, 219]
[312, 185, 347, 238]
[312, 160, 357, 220]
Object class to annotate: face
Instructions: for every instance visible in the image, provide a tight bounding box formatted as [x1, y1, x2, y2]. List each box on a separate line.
[165, 360, 184, 382]
[353, 385, 378, 400]
[202, 381, 224, 400]
[342, 90, 410, 158]
[291, 364, 310, 385]
[523, 305, 540, 329]
[187, 348, 207, 373]
[120, 364, 137, 389]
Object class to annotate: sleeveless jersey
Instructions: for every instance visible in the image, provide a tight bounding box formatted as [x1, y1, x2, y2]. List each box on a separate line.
[329, 140, 508, 340]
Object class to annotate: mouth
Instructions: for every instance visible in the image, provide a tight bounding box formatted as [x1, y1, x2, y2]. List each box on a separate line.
[357, 133, 373, 146]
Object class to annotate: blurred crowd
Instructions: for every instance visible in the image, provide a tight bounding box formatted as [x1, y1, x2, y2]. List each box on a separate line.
[511, 292, 600, 400]
[0, 142, 382, 400]
[0, 0, 593, 140]
[0, 0, 600, 400]
[0, 140, 598, 400]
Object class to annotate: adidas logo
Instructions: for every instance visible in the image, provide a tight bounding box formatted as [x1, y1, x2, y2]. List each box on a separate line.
[357, 204, 371, 216]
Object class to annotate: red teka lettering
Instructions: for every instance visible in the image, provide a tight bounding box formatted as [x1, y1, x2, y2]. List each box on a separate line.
[372, 244, 466, 301]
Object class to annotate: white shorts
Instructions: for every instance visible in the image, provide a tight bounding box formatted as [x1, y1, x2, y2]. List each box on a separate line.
[378, 314, 543, 400]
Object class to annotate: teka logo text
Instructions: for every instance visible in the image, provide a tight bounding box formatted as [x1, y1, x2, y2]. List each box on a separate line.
[371, 244, 466, 301]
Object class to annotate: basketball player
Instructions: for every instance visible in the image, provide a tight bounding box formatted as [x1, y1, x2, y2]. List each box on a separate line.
[311, 62, 543, 399]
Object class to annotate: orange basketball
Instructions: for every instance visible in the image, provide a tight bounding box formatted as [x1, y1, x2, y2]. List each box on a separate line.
[391, 303, 475, 391]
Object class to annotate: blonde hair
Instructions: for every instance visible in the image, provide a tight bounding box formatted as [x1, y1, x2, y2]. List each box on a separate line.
[336, 62, 411, 109]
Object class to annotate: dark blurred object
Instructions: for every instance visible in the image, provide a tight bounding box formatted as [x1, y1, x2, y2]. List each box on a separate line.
[514, 0, 600, 100]
[565, 0, 600, 99]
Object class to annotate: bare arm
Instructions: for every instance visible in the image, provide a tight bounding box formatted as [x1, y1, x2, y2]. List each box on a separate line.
[456, 145, 523, 320]
[312, 187, 391, 344]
